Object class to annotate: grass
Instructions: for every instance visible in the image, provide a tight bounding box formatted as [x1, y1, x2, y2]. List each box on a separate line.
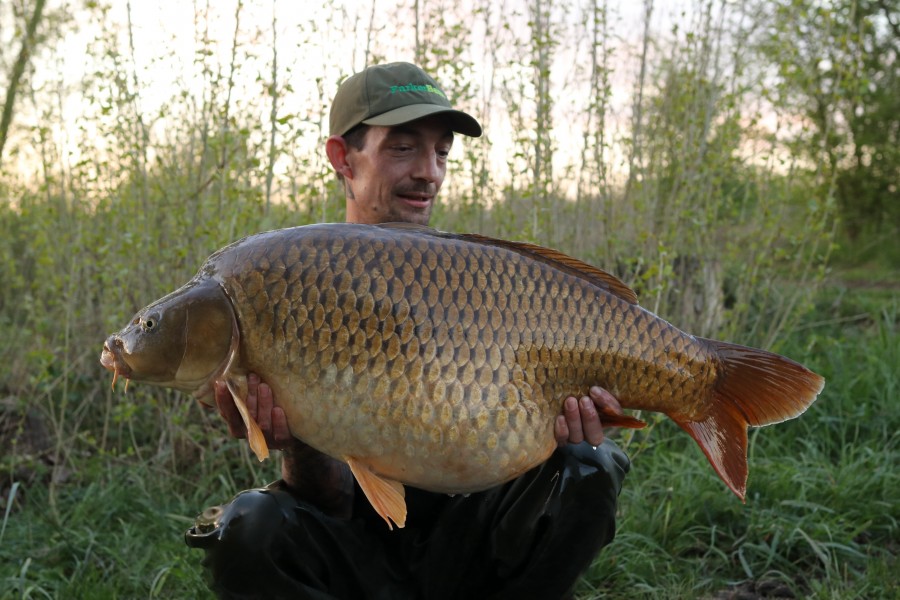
[1, 281, 896, 599]
[1, 392, 282, 597]
[2, 471, 209, 597]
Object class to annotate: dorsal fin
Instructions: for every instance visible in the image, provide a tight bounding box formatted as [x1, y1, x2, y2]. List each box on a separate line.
[458, 233, 639, 305]
[373, 223, 639, 305]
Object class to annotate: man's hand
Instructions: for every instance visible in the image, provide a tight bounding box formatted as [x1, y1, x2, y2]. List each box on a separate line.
[211, 374, 353, 516]
[554, 386, 623, 447]
[214, 374, 294, 450]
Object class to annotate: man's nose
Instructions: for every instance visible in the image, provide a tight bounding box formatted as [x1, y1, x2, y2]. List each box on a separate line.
[412, 152, 442, 182]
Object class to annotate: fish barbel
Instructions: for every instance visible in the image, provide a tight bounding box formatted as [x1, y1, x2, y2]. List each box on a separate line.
[100, 223, 824, 529]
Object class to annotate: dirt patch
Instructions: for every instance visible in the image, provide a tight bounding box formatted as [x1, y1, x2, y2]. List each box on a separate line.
[0, 396, 64, 513]
[708, 579, 796, 600]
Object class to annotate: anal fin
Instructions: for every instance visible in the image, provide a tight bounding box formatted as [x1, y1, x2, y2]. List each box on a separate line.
[346, 457, 407, 530]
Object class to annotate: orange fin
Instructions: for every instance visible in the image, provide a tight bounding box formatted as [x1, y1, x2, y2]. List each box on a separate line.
[678, 339, 825, 501]
[701, 338, 824, 427]
[460, 233, 639, 304]
[377, 223, 639, 305]
[596, 405, 647, 429]
[674, 409, 750, 501]
[346, 457, 407, 530]
[225, 375, 270, 462]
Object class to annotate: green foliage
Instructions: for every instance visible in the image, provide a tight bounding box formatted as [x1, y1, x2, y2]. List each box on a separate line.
[754, 0, 900, 265]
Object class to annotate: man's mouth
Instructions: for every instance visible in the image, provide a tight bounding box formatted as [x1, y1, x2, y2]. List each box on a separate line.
[400, 196, 431, 207]
[396, 193, 432, 208]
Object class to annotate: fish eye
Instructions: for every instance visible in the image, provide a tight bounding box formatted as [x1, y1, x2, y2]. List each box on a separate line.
[142, 315, 159, 331]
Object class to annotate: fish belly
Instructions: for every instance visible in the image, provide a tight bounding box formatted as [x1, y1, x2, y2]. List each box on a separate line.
[262, 370, 560, 493]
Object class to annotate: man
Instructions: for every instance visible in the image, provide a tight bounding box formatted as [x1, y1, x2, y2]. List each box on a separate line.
[185, 62, 630, 599]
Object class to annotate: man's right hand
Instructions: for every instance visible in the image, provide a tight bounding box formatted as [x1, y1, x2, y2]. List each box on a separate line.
[214, 374, 294, 450]
[213, 374, 355, 516]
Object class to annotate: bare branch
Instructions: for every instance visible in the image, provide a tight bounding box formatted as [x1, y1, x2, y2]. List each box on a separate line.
[0, 0, 47, 167]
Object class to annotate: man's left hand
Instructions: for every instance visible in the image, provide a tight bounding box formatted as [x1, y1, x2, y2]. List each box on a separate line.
[554, 386, 622, 447]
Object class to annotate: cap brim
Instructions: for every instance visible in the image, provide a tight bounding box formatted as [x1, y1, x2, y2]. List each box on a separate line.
[363, 104, 482, 137]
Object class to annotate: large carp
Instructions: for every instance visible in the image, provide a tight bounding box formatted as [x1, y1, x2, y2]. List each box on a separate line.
[100, 223, 823, 528]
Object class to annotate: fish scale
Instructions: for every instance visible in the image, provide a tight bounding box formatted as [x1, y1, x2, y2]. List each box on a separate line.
[101, 222, 823, 529]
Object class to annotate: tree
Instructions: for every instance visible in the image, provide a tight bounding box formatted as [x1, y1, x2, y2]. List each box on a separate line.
[756, 0, 899, 258]
[0, 0, 47, 167]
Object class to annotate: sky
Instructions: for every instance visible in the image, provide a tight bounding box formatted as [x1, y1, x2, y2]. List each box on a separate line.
[14, 0, 702, 193]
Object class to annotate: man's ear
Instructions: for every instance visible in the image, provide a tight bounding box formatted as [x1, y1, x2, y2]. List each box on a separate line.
[326, 135, 353, 179]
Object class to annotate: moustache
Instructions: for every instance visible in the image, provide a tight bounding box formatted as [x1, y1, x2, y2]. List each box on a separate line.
[395, 184, 436, 197]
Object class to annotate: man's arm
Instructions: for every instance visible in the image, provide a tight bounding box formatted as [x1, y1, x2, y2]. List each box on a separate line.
[213, 375, 354, 518]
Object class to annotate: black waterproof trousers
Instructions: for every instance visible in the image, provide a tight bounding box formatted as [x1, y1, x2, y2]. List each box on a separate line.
[185, 440, 629, 600]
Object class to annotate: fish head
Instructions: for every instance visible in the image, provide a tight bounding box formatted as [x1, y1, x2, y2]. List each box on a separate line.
[101, 281, 235, 399]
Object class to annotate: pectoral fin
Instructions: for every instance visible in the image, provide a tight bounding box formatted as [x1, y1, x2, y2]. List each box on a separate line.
[225, 375, 269, 462]
[346, 457, 407, 530]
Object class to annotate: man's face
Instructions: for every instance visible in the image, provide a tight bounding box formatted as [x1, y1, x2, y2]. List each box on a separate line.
[343, 116, 454, 225]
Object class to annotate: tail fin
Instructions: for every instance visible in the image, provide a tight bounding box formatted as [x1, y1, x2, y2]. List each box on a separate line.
[674, 338, 824, 501]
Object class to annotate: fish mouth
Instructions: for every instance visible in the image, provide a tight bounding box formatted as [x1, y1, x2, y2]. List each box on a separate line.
[101, 337, 132, 389]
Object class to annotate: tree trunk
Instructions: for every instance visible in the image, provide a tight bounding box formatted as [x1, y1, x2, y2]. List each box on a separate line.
[0, 0, 48, 167]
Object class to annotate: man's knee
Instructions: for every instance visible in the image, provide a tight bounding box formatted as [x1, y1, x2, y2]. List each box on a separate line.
[186, 486, 290, 553]
[557, 439, 630, 497]
[185, 485, 308, 596]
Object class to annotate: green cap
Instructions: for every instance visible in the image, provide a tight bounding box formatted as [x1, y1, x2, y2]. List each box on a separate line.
[329, 62, 482, 138]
